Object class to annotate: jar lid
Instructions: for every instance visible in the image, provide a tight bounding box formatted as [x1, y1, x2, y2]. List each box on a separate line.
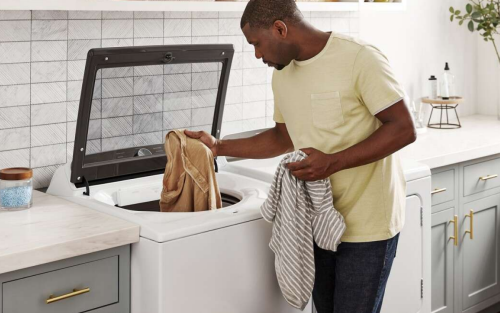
[0, 168, 33, 180]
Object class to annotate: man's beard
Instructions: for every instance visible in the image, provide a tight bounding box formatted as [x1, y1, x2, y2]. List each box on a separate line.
[275, 64, 285, 70]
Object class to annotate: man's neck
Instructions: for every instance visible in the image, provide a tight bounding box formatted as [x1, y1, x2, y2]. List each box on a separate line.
[293, 26, 331, 62]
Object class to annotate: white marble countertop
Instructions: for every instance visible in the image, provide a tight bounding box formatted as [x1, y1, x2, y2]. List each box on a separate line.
[0, 191, 140, 274]
[400, 115, 500, 169]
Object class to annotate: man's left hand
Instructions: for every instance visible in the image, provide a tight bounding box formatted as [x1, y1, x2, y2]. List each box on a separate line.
[287, 148, 338, 181]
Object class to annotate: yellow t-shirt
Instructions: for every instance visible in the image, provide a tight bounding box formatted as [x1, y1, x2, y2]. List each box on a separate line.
[272, 32, 407, 242]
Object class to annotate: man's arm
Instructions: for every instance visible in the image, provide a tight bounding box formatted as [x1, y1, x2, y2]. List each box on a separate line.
[185, 122, 294, 159]
[287, 100, 416, 181]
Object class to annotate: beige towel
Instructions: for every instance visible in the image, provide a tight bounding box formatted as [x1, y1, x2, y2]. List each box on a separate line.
[160, 129, 222, 212]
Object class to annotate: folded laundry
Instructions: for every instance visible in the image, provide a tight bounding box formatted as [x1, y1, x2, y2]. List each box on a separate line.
[261, 150, 346, 309]
[160, 129, 222, 212]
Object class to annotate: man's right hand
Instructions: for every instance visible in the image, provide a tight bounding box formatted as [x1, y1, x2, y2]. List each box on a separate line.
[184, 129, 219, 157]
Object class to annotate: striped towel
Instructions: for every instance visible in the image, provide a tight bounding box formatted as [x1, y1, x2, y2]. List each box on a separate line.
[260, 150, 346, 310]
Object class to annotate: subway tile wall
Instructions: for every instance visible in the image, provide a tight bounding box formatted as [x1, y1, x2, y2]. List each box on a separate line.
[0, 10, 359, 188]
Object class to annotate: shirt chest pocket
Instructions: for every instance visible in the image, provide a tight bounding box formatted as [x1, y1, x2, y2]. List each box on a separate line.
[310, 91, 344, 131]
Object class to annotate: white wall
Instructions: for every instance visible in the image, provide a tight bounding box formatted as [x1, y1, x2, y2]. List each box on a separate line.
[477, 34, 500, 117]
[359, 0, 478, 117]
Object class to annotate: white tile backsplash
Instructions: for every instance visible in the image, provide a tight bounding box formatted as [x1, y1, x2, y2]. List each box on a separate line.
[0, 9, 358, 188]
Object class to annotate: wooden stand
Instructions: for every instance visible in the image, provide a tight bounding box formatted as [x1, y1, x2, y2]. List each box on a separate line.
[422, 96, 464, 129]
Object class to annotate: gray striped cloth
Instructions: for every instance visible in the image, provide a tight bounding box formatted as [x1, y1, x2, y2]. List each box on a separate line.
[261, 150, 346, 310]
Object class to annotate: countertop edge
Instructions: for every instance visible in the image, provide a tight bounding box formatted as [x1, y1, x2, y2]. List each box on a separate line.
[0, 224, 140, 275]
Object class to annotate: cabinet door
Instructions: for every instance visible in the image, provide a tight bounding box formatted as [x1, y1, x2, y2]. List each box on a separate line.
[461, 194, 500, 311]
[431, 207, 455, 313]
[382, 195, 423, 313]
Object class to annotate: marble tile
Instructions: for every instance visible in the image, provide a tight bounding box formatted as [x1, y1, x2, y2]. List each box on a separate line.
[68, 40, 100, 61]
[218, 11, 242, 19]
[31, 143, 66, 168]
[164, 19, 191, 37]
[242, 51, 265, 69]
[0, 42, 30, 64]
[193, 89, 217, 108]
[67, 101, 80, 122]
[102, 38, 134, 48]
[222, 104, 242, 122]
[192, 12, 218, 19]
[68, 20, 101, 40]
[225, 86, 243, 105]
[31, 102, 67, 126]
[243, 68, 267, 86]
[134, 76, 163, 95]
[219, 18, 241, 36]
[102, 116, 133, 138]
[0, 148, 30, 169]
[0, 85, 30, 108]
[32, 165, 60, 189]
[101, 67, 133, 79]
[0, 21, 30, 42]
[242, 117, 266, 132]
[311, 11, 331, 18]
[85, 139, 101, 155]
[164, 12, 191, 19]
[163, 37, 191, 45]
[192, 107, 215, 126]
[218, 35, 243, 52]
[242, 101, 266, 119]
[88, 119, 102, 140]
[67, 80, 83, 101]
[134, 94, 163, 114]
[66, 121, 76, 142]
[331, 18, 350, 33]
[0, 11, 31, 20]
[68, 60, 86, 81]
[32, 20, 67, 41]
[0, 63, 30, 86]
[220, 120, 242, 137]
[134, 19, 163, 38]
[134, 11, 163, 19]
[164, 73, 191, 93]
[192, 62, 218, 73]
[102, 77, 134, 98]
[163, 109, 191, 129]
[163, 91, 191, 111]
[192, 72, 218, 91]
[228, 69, 242, 87]
[31, 123, 66, 147]
[331, 12, 351, 18]
[266, 100, 274, 117]
[134, 65, 163, 76]
[0, 127, 30, 151]
[31, 61, 67, 83]
[133, 113, 162, 134]
[31, 82, 66, 105]
[350, 18, 359, 33]
[101, 136, 134, 152]
[102, 20, 133, 39]
[311, 18, 331, 32]
[32, 41, 67, 62]
[243, 84, 266, 103]
[192, 19, 218, 37]
[133, 132, 162, 146]
[164, 63, 191, 74]
[67, 142, 74, 160]
[102, 11, 133, 19]
[68, 11, 102, 20]
[0, 106, 30, 129]
[101, 97, 134, 118]
[191, 36, 217, 44]
[134, 38, 163, 46]
[32, 11, 68, 20]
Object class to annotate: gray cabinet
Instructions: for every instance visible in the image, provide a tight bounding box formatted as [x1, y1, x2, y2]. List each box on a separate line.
[431, 207, 455, 313]
[0, 245, 130, 313]
[460, 194, 500, 311]
[431, 155, 500, 313]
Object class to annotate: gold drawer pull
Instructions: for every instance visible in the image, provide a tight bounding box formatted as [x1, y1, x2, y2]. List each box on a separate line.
[480, 174, 498, 181]
[449, 215, 458, 246]
[46, 288, 90, 304]
[465, 210, 474, 240]
[431, 187, 447, 195]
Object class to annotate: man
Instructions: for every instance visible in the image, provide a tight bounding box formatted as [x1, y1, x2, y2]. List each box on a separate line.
[185, 0, 416, 312]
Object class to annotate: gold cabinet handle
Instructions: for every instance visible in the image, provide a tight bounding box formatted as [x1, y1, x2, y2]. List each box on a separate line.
[449, 215, 458, 246]
[46, 288, 90, 304]
[480, 174, 498, 181]
[431, 187, 447, 195]
[465, 210, 474, 240]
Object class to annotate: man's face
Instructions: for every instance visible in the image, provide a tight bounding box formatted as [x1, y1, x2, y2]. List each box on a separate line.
[241, 23, 294, 71]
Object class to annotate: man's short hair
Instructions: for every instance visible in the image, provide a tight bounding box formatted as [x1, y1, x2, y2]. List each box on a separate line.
[240, 0, 303, 29]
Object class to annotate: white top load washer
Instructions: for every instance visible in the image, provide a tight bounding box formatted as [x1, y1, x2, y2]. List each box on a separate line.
[224, 131, 432, 313]
[47, 45, 309, 313]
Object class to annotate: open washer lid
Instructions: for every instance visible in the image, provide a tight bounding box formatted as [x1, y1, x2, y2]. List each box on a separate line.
[70, 45, 234, 186]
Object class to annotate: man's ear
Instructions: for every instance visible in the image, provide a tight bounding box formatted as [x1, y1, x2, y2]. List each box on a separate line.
[273, 20, 288, 38]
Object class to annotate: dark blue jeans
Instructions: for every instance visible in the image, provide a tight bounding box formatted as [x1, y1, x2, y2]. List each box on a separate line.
[312, 233, 400, 313]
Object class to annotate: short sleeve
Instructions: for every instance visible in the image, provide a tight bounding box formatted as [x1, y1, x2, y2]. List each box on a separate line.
[353, 46, 405, 116]
[273, 102, 285, 123]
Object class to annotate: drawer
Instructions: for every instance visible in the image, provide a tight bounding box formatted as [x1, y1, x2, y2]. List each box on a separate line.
[3, 256, 118, 313]
[431, 170, 455, 206]
[463, 157, 500, 197]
